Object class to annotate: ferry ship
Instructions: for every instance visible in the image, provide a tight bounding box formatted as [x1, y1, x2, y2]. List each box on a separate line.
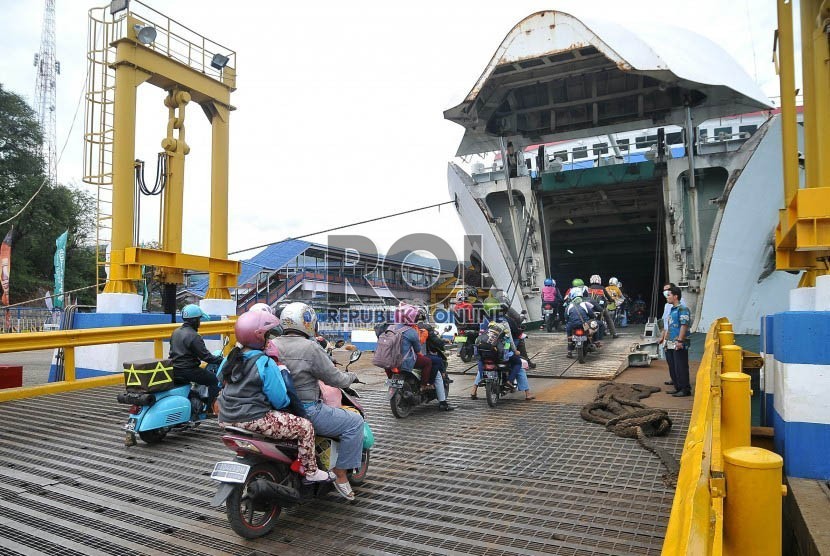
[445, 10, 802, 334]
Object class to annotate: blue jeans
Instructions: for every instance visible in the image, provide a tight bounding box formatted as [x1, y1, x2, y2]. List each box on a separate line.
[302, 401, 364, 469]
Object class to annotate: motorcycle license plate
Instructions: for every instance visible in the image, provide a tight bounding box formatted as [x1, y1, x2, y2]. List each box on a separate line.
[123, 419, 137, 433]
[573, 336, 586, 344]
[485, 371, 498, 380]
[385, 378, 404, 388]
[211, 461, 250, 483]
[454, 336, 467, 343]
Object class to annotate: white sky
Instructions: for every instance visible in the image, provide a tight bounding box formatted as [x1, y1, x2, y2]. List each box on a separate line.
[1, 0, 785, 263]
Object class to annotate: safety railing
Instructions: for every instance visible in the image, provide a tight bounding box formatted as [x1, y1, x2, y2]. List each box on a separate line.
[0, 320, 234, 403]
[662, 319, 786, 555]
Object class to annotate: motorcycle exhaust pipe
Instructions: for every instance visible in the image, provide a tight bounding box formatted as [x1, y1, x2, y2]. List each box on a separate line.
[247, 478, 301, 507]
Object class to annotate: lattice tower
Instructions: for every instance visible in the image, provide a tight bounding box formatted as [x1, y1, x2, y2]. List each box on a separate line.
[33, 0, 59, 186]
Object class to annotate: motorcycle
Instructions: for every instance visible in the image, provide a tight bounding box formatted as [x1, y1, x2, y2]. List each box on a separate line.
[569, 318, 601, 364]
[210, 362, 370, 539]
[478, 353, 516, 408]
[118, 351, 223, 446]
[385, 366, 451, 418]
[454, 326, 479, 363]
[542, 302, 563, 332]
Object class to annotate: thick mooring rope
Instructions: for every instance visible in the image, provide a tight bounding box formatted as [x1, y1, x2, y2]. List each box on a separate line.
[580, 382, 680, 486]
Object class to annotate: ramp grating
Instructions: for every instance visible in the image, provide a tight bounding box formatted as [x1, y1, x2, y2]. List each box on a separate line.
[0, 384, 688, 555]
[446, 331, 637, 380]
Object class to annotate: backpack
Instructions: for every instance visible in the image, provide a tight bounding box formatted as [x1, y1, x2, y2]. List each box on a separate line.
[277, 364, 307, 418]
[372, 324, 406, 369]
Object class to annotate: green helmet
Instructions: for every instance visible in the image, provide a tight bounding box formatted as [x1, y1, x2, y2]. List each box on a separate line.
[571, 278, 584, 287]
[482, 296, 501, 315]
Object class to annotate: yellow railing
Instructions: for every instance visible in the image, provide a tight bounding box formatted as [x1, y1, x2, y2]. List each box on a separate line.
[662, 319, 786, 555]
[0, 320, 234, 403]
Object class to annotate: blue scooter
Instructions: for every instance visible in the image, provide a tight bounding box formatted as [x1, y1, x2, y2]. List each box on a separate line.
[117, 353, 223, 446]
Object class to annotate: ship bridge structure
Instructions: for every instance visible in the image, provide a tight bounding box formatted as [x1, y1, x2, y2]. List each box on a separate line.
[444, 10, 800, 332]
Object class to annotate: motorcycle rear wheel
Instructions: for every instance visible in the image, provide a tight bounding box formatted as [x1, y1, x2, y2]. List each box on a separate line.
[485, 380, 500, 408]
[226, 463, 284, 539]
[577, 344, 586, 364]
[348, 449, 370, 485]
[390, 385, 414, 419]
[460, 346, 473, 363]
[546, 316, 553, 333]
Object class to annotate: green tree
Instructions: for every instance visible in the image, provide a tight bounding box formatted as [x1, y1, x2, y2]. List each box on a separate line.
[0, 84, 97, 306]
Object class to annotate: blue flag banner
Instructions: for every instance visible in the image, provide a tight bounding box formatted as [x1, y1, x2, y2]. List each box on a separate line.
[54, 230, 68, 309]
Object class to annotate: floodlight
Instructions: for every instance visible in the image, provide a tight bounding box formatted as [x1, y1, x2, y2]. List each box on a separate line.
[564, 218, 574, 226]
[133, 24, 157, 45]
[211, 53, 230, 70]
[566, 249, 574, 255]
[110, 0, 129, 15]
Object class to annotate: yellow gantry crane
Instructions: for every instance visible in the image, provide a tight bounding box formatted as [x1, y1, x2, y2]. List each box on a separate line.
[84, 1, 239, 301]
[774, 0, 830, 284]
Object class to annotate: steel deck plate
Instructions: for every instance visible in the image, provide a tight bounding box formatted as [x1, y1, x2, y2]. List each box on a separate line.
[0, 384, 688, 555]
[446, 332, 637, 380]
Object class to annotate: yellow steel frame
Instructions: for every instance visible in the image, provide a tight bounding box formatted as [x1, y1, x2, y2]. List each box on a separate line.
[774, 0, 830, 276]
[103, 9, 238, 298]
[662, 320, 785, 555]
[0, 320, 235, 403]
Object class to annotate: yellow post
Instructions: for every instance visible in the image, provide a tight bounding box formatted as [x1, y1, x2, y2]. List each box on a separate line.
[723, 447, 785, 555]
[718, 330, 735, 349]
[206, 102, 231, 300]
[776, 0, 799, 203]
[809, 0, 830, 188]
[105, 52, 149, 293]
[721, 372, 751, 452]
[722, 344, 743, 374]
[64, 346, 75, 382]
[154, 339, 164, 359]
[800, 0, 818, 189]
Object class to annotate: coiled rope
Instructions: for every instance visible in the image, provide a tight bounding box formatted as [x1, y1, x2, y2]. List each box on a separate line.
[580, 381, 679, 486]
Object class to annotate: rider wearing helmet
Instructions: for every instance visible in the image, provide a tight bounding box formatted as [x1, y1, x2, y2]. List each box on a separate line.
[270, 302, 364, 500]
[564, 289, 598, 358]
[469, 297, 535, 400]
[499, 294, 536, 369]
[586, 274, 618, 339]
[217, 310, 333, 483]
[605, 277, 625, 325]
[564, 278, 586, 301]
[541, 277, 563, 326]
[169, 304, 224, 411]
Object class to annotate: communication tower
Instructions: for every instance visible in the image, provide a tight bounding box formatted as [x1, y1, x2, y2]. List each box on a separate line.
[33, 0, 59, 186]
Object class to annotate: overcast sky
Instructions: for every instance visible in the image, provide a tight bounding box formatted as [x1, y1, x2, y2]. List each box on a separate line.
[1, 0, 783, 264]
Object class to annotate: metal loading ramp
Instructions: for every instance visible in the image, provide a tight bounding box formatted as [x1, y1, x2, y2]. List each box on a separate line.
[0, 386, 689, 555]
[446, 332, 638, 380]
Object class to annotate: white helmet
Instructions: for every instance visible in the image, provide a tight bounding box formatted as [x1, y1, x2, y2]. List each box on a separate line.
[590, 274, 602, 285]
[249, 302, 273, 314]
[608, 277, 619, 286]
[279, 302, 318, 338]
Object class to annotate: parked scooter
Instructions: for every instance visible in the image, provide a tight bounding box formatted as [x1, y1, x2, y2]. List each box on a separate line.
[117, 351, 223, 446]
[210, 354, 370, 540]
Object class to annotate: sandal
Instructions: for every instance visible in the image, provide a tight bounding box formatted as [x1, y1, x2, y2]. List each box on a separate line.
[470, 393, 478, 400]
[333, 479, 355, 501]
[524, 395, 536, 401]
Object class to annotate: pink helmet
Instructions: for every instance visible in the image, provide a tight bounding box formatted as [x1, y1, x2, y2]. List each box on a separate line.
[249, 303, 273, 314]
[235, 310, 280, 349]
[394, 303, 418, 325]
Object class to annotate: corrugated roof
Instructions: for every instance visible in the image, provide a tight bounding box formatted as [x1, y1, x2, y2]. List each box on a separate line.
[188, 239, 311, 296]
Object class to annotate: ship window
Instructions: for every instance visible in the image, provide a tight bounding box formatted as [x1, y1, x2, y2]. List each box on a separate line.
[592, 142, 608, 155]
[635, 135, 657, 149]
[552, 150, 568, 161]
[714, 126, 732, 139]
[698, 128, 708, 141]
[739, 124, 757, 136]
[666, 132, 683, 145]
[616, 138, 630, 151]
[573, 146, 588, 159]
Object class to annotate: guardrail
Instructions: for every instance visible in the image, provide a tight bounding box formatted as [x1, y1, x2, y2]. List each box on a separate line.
[0, 320, 235, 403]
[662, 319, 786, 555]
